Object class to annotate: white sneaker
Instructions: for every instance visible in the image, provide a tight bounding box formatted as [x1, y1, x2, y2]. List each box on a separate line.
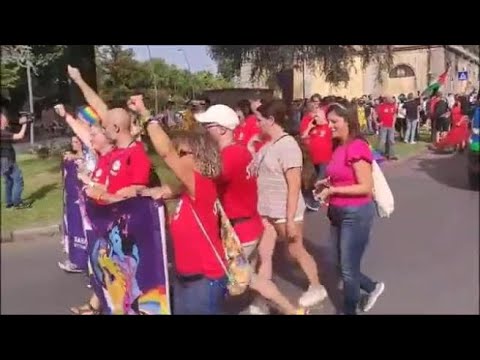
[298, 285, 328, 307]
[58, 260, 83, 273]
[361, 282, 385, 312]
[249, 297, 270, 315]
[410, 141, 416, 144]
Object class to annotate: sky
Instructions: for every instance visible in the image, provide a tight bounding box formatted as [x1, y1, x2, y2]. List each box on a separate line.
[125, 45, 218, 73]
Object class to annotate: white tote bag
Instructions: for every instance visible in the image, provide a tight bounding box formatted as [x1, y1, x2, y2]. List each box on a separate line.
[371, 160, 394, 218]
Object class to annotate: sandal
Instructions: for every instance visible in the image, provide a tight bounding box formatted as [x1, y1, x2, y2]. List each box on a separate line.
[70, 303, 101, 315]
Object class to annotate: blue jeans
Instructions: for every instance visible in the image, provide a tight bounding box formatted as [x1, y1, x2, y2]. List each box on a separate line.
[405, 118, 419, 143]
[173, 275, 227, 315]
[1, 159, 24, 206]
[327, 201, 377, 314]
[378, 127, 395, 157]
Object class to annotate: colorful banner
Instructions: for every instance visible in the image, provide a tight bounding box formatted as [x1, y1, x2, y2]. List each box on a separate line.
[85, 196, 171, 315]
[62, 160, 89, 271]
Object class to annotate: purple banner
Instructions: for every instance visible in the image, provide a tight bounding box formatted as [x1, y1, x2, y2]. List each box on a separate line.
[85, 196, 171, 315]
[62, 160, 89, 271]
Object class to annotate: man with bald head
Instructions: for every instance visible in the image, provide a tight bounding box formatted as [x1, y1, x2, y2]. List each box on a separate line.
[100, 107, 151, 196]
[67, 66, 152, 200]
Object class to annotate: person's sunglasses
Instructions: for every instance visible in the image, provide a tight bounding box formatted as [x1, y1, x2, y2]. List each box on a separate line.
[178, 149, 193, 158]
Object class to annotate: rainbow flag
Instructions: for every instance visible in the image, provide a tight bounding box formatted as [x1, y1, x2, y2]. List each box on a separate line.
[78, 106, 100, 125]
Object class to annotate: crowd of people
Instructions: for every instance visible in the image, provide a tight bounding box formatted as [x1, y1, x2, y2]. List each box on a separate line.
[3, 62, 478, 315]
[44, 64, 395, 316]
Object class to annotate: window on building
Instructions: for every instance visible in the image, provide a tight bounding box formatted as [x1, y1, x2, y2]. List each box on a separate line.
[389, 64, 415, 78]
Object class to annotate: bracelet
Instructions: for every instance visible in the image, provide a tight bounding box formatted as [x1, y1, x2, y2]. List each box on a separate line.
[146, 117, 160, 127]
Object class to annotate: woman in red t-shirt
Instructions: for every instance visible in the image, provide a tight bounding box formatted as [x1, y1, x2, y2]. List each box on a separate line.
[197, 104, 306, 315]
[131, 97, 227, 315]
[55, 104, 115, 315]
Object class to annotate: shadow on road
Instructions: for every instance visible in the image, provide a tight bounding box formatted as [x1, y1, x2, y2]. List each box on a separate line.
[415, 151, 471, 190]
[25, 183, 58, 203]
[272, 239, 343, 312]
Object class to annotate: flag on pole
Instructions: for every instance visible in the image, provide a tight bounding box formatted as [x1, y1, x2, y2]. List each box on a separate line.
[421, 68, 449, 97]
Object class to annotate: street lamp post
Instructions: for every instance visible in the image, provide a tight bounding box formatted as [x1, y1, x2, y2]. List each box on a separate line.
[178, 48, 195, 99]
[26, 61, 34, 145]
[146, 45, 159, 115]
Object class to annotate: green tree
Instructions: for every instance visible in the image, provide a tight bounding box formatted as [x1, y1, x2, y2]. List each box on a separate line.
[1, 45, 66, 108]
[208, 45, 393, 86]
[95, 45, 152, 106]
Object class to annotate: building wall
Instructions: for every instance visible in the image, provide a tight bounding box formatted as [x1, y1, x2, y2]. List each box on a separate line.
[445, 48, 479, 94]
[294, 57, 365, 99]
[237, 46, 479, 100]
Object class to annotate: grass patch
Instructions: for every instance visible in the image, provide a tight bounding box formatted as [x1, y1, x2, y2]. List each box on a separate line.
[1, 154, 63, 233]
[1, 153, 179, 233]
[367, 129, 431, 159]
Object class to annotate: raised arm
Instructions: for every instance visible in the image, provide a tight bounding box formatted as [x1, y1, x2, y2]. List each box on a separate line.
[67, 65, 109, 122]
[129, 95, 195, 197]
[12, 116, 28, 140]
[54, 104, 92, 149]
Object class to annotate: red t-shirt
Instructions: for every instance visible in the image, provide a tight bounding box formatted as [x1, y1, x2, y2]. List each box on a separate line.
[106, 141, 151, 194]
[216, 144, 264, 244]
[169, 172, 225, 279]
[91, 151, 114, 186]
[376, 103, 396, 128]
[299, 115, 332, 165]
[233, 115, 267, 152]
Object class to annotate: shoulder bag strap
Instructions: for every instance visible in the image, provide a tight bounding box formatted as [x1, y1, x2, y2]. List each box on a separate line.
[188, 199, 229, 276]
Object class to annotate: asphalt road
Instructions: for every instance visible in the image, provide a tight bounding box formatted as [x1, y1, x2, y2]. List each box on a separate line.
[1, 150, 478, 315]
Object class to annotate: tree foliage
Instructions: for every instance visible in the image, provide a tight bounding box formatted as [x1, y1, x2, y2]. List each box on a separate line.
[95, 45, 233, 109]
[1, 45, 65, 90]
[208, 45, 394, 86]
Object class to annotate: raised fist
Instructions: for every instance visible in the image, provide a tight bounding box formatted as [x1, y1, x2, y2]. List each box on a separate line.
[54, 104, 66, 118]
[127, 94, 146, 114]
[67, 65, 82, 82]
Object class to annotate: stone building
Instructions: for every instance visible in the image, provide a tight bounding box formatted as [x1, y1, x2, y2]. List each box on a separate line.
[236, 45, 480, 101]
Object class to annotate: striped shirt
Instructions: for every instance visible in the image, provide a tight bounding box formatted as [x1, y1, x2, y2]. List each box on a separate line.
[256, 135, 306, 219]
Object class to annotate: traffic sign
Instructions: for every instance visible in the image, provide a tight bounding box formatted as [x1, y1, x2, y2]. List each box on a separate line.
[458, 71, 468, 81]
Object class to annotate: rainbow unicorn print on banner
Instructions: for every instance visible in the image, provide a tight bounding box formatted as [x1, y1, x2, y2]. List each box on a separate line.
[85, 196, 171, 315]
[78, 106, 101, 126]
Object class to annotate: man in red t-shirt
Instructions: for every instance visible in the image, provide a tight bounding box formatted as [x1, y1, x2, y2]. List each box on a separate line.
[376, 96, 398, 160]
[86, 107, 152, 203]
[299, 106, 332, 211]
[196, 104, 304, 315]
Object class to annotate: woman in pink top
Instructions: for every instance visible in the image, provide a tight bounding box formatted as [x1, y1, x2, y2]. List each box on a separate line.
[315, 101, 385, 315]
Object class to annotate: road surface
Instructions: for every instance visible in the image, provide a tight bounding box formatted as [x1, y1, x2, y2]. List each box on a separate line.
[1, 151, 478, 314]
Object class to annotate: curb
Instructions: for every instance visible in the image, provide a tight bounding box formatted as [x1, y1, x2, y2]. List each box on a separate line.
[1, 224, 61, 244]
